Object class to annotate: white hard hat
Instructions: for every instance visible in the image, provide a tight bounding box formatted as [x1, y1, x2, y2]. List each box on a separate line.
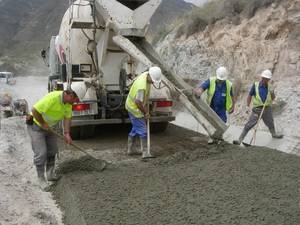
[261, 69, 272, 79]
[216, 66, 228, 80]
[70, 82, 87, 101]
[149, 66, 162, 85]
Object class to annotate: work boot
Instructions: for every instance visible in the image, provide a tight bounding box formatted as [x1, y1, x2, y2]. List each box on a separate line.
[46, 156, 60, 182]
[135, 136, 142, 154]
[207, 137, 214, 145]
[208, 137, 223, 145]
[233, 129, 248, 145]
[233, 140, 241, 145]
[140, 138, 154, 159]
[270, 129, 284, 139]
[272, 133, 284, 139]
[127, 136, 142, 155]
[127, 136, 134, 155]
[36, 166, 50, 192]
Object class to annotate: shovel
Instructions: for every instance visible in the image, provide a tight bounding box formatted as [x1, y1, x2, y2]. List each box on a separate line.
[142, 103, 156, 160]
[242, 104, 266, 147]
[51, 129, 95, 157]
[50, 129, 107, 172]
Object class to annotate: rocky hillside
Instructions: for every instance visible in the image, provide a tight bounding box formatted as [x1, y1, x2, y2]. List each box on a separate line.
[0, 0, 69, 75]
[0, 0, 192, 76]
[149, 0, 194, 41]
[157, 0, 300, 136]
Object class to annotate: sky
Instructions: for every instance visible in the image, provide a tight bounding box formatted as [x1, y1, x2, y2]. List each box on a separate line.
[184, 0, 208, 6]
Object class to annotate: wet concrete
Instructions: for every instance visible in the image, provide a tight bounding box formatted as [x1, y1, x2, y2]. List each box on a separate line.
[57, 155, 107, 174]
[174, 111, 300, 156]
[53, 124, 300, 225]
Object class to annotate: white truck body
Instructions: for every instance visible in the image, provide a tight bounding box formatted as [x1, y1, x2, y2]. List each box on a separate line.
[47, 0, 174, 139]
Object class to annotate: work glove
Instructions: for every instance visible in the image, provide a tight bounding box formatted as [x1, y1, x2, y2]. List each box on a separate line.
[182, 88, 194, 97]
[144, 112, 150, 120]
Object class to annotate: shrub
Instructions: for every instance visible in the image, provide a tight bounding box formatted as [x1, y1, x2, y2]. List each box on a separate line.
[186, 17, 208, 37]
[174, 0, 282, 38]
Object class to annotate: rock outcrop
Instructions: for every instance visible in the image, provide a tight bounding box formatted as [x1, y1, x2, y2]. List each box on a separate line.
[157, 0, 300, 136]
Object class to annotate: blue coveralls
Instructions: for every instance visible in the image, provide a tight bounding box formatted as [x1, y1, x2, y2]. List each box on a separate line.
[249, 82, 268, 102]
[200, 79, 233, 123]
[128, 113, 147, 139]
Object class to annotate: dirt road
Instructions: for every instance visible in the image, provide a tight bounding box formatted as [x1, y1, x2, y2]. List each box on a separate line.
[54, 124, 300, 225]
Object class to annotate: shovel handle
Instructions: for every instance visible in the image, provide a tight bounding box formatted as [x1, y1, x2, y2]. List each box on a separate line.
[250, 104, 267, 145]
[147, 117, 150, 152]
[147, 101, 150, 153]
[50, 129, 94, 158]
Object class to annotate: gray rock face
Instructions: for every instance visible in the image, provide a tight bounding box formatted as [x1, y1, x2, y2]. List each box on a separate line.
[156, 0, 300, 135]
[0, 0, 68, 75]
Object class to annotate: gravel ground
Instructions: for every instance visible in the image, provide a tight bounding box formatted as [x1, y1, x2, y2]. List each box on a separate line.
[53, 125, 300, 225]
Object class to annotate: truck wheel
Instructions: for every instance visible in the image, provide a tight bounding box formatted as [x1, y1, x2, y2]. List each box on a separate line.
[150, 122, 169, 133]
[3, 110, 13, 118]
[71, 125, 95, 140]
[80, 125, 95, 139]
[70, 127, 81, 140]
[48, 82, 51, 92]
[119, 68, 127, 94]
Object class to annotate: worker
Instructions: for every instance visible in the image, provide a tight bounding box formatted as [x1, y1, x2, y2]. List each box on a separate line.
[26, 83, 86, 191]
[194, 66, 235, 143]
[233, 69, 283, 145]
[125, 66, 162, 159]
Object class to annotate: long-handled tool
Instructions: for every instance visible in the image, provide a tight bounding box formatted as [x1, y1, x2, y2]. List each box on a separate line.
[147, 117, 155, 157]
[142, 103, 156, 159]
[50, 129, 107, 172]
[51, 129, 95, 158]
[242, 104, 266, 147]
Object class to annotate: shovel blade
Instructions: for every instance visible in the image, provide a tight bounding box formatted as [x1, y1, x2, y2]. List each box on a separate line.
[142, 152, 156, 161]
[242, 142, 252, 147]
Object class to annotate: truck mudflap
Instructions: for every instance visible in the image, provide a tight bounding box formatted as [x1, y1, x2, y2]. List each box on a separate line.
[70, 115, 175, 127]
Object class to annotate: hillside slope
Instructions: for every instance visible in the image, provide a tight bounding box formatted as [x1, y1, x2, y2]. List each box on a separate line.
[0, 0, 192, 76]
[157, 0, 300, 137]
[0, 0, 69, 76]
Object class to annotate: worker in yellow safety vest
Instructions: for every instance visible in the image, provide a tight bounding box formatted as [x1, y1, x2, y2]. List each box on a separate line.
[194, 66, 235, 143]
[26, 82, 87, 191]
[125, 66, 162, 159]
[233, 69, 283, 145]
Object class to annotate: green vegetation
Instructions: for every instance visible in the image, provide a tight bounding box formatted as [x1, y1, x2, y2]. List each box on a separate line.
[175, 0, 282, 38]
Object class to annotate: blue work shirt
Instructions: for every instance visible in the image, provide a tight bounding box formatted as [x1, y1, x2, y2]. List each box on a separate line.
[200, 79, 233, 123]
[249, 82, 269, 103]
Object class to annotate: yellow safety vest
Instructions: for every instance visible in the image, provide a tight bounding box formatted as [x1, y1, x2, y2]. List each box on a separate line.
[125, 72, 150, 118]
[207, 77, 233, 112]
[252, 82, 272, 107]
[32, 91, 72, 127]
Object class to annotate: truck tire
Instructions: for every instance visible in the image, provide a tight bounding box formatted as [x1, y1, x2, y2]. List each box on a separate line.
[119, 68, 127, 94]
[150, 122, 169, 133]
[3, 110, 13, 118]
[71, 125, 95, 140]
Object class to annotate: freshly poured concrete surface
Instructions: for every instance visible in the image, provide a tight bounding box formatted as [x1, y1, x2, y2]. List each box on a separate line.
[174, 111, 300, 156]
[54, 124, 300, 225]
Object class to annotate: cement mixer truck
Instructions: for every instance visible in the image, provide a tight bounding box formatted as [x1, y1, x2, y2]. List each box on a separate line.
[45, 0, 229, 140]
[45, 0, 175, 139]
